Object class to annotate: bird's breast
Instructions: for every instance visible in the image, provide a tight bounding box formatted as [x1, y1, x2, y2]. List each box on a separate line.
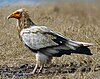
[36, 52, 50, 66]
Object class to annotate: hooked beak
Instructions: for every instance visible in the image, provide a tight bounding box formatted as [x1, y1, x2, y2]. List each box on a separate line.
[7, 15, 10, 19]
[7, 13, 14, 19]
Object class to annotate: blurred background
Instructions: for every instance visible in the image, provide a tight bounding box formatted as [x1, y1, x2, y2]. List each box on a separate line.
[0, 0, 100, 6]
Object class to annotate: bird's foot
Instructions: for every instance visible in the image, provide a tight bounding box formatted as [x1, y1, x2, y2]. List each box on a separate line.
[37, 66, 43, 73]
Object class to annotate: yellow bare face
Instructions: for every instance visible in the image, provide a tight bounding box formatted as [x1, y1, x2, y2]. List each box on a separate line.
[7, 9, 24, 19]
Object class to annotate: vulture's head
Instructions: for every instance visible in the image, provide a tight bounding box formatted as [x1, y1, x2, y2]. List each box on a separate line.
[7, 8, 29, 19]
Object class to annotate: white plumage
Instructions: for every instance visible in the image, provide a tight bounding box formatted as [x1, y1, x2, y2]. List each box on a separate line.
[20, 26, 58, 50]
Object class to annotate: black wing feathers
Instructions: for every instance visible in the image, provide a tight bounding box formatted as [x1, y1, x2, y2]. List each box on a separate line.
[40, 31, 92, 56]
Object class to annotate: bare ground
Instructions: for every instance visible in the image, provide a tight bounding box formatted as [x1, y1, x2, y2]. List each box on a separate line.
[0, 61, 100, 79]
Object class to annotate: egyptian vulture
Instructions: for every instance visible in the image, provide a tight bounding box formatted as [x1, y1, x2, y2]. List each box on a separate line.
[7, 8, 94, 74]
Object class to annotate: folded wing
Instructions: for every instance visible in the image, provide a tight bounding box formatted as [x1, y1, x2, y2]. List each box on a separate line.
[20, 26, 93, 56]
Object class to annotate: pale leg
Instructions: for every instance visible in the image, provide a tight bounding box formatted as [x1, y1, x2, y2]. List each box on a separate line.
[31, 64, 38, 74]
[38, 66, 43, 73]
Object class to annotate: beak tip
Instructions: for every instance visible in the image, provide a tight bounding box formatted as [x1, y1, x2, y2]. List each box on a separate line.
[7, 14, 11, 19]
[7, 16, 10, 19]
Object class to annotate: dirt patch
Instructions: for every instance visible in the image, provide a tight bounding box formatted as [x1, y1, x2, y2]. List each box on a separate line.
[0, 61, 100, 79]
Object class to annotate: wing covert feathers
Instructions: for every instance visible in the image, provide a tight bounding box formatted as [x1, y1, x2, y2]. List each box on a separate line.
[21, 26, 93, 56]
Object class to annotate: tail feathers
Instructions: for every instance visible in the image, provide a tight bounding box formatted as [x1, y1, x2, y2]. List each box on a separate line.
[73, 41, 95, 47]
[65, 40, 93, 55]
[56, 41, 93, 56]
[73, 46, 93, 55]
[58, 46, 92, 56]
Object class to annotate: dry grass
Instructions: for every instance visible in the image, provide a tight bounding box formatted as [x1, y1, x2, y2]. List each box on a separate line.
[0, 3, 100, 79]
